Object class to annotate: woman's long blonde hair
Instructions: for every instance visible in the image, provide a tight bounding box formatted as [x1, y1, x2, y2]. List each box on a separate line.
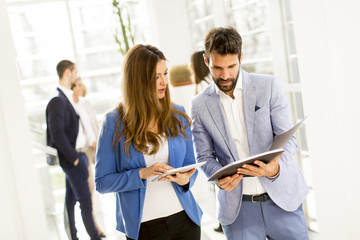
[113, 44, 191, 156]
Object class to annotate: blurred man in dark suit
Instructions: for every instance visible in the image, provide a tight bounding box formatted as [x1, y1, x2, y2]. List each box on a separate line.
[46, 60, 100, 240]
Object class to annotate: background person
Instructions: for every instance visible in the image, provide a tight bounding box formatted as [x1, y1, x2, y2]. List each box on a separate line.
[71, 77, 105, 238]
[190, 27, 309, 240]
[95, 44, 202, 240]
[190, 50, 211, 95]
[46, 60, 100, 240]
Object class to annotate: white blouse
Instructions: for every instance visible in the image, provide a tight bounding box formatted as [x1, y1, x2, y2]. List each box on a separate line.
[141, 136, 184, 222]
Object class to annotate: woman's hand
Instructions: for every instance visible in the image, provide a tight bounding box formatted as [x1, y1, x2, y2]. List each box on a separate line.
[159, 168, 196, 186]
[139, 162, 173, 179]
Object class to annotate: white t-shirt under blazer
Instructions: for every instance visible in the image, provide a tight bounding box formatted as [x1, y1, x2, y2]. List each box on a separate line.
[141, 136, 184, 223]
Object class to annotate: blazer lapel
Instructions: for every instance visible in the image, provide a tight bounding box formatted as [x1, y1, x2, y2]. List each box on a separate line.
[242, 70, 256, 151]
[57, 88, 78, 118]
[205, 84, 238, 162]
[168, 136, 176, 167]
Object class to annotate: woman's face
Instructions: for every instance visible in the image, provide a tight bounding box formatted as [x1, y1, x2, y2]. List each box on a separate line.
[72, 78, 83, 97]
[155, 60, 168, 99]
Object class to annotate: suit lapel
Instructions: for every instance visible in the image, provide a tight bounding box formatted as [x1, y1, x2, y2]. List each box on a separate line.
[57, 88, 78, 118]
[242, 70, 256, 150]
[205, 84, 238, 162]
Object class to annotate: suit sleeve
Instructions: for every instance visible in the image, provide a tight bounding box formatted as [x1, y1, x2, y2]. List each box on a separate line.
[47, 98, 78, 164]
[266, 77, 298, 181]
[190, 100, 223, 179]
[95, 114, 146, 194]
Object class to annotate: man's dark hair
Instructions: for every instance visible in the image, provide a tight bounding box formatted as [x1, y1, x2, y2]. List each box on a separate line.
[56, 60, 75, 79]
[204, 27, 242, 60]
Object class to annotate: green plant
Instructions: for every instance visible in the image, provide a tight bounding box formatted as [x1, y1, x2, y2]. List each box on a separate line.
[112, 0, 135, 56]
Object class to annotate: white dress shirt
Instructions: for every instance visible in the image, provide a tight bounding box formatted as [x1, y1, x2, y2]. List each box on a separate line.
[141, 136, 184, 222]
[58, 85, 75, 106]
[215, 71, 266, 195]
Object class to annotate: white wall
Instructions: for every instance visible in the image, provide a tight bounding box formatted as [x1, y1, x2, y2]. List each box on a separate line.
[0, 1, 48, 239]
[145, 0, 193, 67]
[291, 0, 360, 239]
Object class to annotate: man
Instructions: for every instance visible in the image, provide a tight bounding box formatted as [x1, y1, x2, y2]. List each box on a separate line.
[71, 77, 105, 238]
[46, 60, 100, 240]
[190, 27, 309, 240]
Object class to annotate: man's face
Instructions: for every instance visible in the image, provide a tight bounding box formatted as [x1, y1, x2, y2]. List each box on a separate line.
[207, 52, 241, 96]
[69, 65, 78, 85]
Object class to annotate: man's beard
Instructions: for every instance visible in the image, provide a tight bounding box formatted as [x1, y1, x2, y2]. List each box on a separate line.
[213, 72, 239, 93]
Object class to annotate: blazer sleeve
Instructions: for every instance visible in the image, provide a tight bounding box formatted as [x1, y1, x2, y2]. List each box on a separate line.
[190, 100, 223, 179]
[265, 77, 298, 181]
[47, 97, 78, 164]
[95, 113, 146, 194]
[173, 106, 198, 192]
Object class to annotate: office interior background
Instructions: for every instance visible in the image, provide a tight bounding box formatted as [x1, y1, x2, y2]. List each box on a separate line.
[1, 0, 359, 239]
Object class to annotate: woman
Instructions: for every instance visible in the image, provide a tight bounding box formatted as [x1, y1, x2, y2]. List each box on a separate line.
[190, 50, 211, 95]
[95, 44, 202, 240]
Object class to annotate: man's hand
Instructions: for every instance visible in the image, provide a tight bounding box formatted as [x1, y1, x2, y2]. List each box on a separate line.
[139, 162, 173, 179]
[74, 158, 79, 166]
[159, 168, 196, 186]
[216, 173, 243, 191]
[237, 153, 284, 177]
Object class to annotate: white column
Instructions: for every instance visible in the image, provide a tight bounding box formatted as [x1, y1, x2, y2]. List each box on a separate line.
[291, 0, 360, 239]
[0, 1, 48, 239]
[144, 0, 193, 67]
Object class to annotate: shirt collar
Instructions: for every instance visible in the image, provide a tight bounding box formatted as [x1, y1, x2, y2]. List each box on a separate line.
[215, 69, 243, 97]
[58, 85, 74, 104]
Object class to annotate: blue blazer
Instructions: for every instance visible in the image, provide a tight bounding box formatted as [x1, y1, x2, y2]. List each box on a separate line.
[190, 70, 308, 225]
[95, 104, 202, 240]
[46, 88, 79, 168]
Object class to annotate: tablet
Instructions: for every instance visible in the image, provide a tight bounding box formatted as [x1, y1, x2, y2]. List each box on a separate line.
[151, 161, 207, 182]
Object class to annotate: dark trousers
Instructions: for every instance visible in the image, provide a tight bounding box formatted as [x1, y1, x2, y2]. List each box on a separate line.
[63, 153, 100, 240]
[126, 210, 200, 240]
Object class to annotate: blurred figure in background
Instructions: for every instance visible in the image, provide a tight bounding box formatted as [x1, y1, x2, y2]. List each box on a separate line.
[190, 50, 211, 95]
[72, 77, 105, 238]
[46, 60, 101, 240]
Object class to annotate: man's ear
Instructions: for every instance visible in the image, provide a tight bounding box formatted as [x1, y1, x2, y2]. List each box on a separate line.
[63, 68, 71, 78]
[203, 54, 209, 67]
[239, 52, 243, 64]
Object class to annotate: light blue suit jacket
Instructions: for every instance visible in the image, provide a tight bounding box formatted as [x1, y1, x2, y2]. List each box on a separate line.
[95, 105, 202, 239]
[190, 70, 308, 225]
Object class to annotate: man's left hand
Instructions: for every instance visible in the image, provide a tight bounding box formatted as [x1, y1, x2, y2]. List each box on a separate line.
[237, 153, 284, 177]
